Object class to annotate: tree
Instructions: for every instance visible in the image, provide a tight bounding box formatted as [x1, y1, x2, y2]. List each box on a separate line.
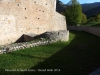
[96, 14, 100, 22]
[81, 13, 87, 25]
[88, 17, 96, 23]
[65, 0, 82, 26]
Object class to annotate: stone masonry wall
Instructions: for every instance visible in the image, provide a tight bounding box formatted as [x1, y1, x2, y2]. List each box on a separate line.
[68, 26, 100, 37]
[0, 39, 57, 54]
[0, 30, 69, 54]
[24, 30, 69, 42]
[0, 0, 68, 45]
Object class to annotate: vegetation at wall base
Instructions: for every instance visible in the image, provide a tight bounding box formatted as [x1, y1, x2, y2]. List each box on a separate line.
[0, 31, 100, 75]
[82, 22, 100, 26]
[82, 14, 100, 26]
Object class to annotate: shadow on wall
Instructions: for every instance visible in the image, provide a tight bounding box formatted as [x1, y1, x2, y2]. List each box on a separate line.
[15, 30, 69, 43]
[1, 31, 100, 75]
[14, 32, 49, 43]
[14, 32, 50, 43]
[15, 34, 25, 43]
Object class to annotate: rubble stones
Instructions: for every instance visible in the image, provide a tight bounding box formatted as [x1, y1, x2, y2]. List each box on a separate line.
[0, 40, 57, 54]
[0, 30, 69, 55]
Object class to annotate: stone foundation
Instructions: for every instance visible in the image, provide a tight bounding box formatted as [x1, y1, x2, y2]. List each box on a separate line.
[24, 30, 69, 42]
[0, 30, 69, 54]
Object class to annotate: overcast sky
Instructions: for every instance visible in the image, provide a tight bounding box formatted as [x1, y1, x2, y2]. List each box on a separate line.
[59, 0, 100, 4]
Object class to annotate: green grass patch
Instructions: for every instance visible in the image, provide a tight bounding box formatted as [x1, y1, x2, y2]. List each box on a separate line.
[83, 22, 100, 26]
[0, 42, 69, 69]
[0, 31, 100, 75]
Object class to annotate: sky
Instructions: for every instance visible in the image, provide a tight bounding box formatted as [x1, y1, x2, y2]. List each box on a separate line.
[59, 0, 100, 4]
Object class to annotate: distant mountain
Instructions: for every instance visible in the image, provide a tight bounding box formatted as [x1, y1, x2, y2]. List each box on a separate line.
[82, 2, 100, 12]
[56, 1, 100, 17]
[84, 6, 100, 17]
[56, 0, 66, 13]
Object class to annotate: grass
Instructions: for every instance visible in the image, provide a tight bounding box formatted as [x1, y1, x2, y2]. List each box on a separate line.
[0, 42, 69, 69]
[0, 31, 100, 75]
[83, 22, 100, 26]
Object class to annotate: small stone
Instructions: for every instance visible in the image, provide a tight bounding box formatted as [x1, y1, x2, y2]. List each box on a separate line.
[2, 48, 6, 52]
[40, 38, 44, 40]
[0, 50, 2, 52]
[3, 51, 7, 54]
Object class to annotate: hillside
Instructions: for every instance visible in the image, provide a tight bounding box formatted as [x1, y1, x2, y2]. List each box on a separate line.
[82, 2, 100, 12]
[56, 0, 66, 13]
[84, 6, 100, 17]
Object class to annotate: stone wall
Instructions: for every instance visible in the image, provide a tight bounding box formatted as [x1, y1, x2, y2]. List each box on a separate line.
[0, 30, 69, 54]
[24, 30, 69, 42]
[68, 26, 100, 37]
[0, 39, 57, 54]
[0, 0, 68, 45]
